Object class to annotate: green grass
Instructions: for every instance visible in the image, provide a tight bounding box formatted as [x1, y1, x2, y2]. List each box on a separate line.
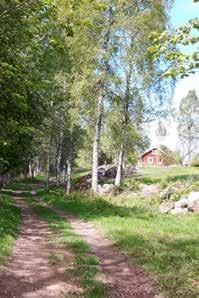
[37, 190, 199, 298]
[0, 194, 21, 266]
[25, 195, 106, 298]
[136, 166, 199, 184]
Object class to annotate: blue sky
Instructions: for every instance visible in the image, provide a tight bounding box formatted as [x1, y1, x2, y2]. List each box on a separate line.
[170, 0, 199, 54]
[170, 0, 199, 27]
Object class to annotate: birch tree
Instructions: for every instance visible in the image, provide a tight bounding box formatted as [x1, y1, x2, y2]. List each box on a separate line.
[178, 90, 199, 161]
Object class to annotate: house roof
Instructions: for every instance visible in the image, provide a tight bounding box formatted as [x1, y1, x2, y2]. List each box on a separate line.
[141, 148, 164, 158]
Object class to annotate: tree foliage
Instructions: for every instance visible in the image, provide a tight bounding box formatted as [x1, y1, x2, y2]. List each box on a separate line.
[178, 90, 199, 161]
[0, 0, 175, 190]
[148, 0, 199, 77]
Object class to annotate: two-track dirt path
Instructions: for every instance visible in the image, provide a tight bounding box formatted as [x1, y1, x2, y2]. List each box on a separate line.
[43, 204, 157, 298]
[0, 188, 157, 298]
[0, 194, 82, 298]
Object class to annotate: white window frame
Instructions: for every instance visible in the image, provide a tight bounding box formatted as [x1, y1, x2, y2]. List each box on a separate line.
[157, 157, 162, 164]
[148, 157, 153, 163]
[152, 149, 157, 154]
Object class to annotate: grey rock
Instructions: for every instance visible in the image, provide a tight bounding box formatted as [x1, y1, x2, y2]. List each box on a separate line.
[174, 198, 188, 208]
[188, 192, 199, 204]
[170, 208, 188, 215]
[188, 201, 199, 213]
[159, 202, 174, 214]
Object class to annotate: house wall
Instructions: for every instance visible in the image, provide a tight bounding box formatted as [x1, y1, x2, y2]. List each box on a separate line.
[142, 150, 165, 166]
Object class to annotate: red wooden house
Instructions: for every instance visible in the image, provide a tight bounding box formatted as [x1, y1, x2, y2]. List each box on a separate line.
[141, 148, 165, 166]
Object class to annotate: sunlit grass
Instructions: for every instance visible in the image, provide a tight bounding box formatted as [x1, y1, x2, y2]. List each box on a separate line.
[136, 166, 199, 184]
[37, 189, 199, 298]
[0, 194, 21, 266]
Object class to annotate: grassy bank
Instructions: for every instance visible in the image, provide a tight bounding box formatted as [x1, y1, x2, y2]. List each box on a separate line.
[37, 189, 199, 298]
[25, 196, 106, 298]
[0, 194, 21, 266]
[136, 166, 199, 184]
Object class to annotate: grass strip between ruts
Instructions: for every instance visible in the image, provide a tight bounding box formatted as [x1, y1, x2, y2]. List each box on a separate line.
[25, 195, 106, 298]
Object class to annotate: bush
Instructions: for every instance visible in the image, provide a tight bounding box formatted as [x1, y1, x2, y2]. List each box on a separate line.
[159, 178, 169, 189]
[190, 156, 199, 167]
[122, 178, 140, 191]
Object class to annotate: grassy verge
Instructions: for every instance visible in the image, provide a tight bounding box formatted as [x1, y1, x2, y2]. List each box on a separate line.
[135, 166, 199, 184]
[25, 195, 106, 298]
[0, 194, 21, 266]
[37, 189, 199, 298]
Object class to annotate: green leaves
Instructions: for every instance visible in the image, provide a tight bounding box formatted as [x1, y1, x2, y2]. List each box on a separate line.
[148, 2, 199, 78]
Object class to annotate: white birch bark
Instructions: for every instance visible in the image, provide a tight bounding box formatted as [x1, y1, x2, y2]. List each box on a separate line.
[115, 145, 124, 187]
[66, 157, 71, 194]
[91, 94, 103, 193]
[56, 119, 64, 186]
[65, 128, 73, 194]
[45, 136, 51, 192]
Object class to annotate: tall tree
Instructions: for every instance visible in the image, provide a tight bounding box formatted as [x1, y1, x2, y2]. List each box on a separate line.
[108, 0, 173, 186]
[178, 90, 199, 161]
[0, 0, 53, 185]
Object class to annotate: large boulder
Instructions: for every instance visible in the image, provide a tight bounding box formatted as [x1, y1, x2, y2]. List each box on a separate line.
[188, 201, 199, 213]
[76, 165, 140, 190]
[102, 166, 117, 178]
[170, 208, 188, 215]
[174, 198, 188, 209]
[159, 202, 174, 214]
[160, 191, 199, 215]
[188, 192, 199, 204]
[98, 184, 118, 195]
[91, 165, 117, 179]
[98, 165, 140, 179]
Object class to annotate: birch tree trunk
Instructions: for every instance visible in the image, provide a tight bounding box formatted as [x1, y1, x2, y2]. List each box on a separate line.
[31, 164, 35, 180]
[45, 136, 51, 192]
[56, 80, 66, 186]
[66, 157, 72, 194]
[65, 128, 73, 194]
[115, 60, 132, 187]
[62, 164, 66, 184]
[115, 145, 124, 187]
[91, 94, 103, 193]
[91, 6, 114, 193]
[35, 156, 40, 176]
[56, 123, 64, 186]
[29, 162, 32, 177]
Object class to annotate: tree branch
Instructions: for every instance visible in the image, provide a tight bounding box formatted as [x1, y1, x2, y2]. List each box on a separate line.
[0, 0, 35, 18]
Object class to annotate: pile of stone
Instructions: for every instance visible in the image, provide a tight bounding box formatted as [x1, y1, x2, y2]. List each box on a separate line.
[97, 165, 117, 179]
[160, 191, 199, 215]
[76, 165, 140, 190]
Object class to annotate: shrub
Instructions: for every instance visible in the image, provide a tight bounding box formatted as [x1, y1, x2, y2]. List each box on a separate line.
[122, 178, 140, 191]
[190, 156, 199, 167]
[159, 178, 169, 189]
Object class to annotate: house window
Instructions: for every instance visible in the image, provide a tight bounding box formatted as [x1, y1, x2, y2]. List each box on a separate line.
[148, 157, 153, 163]
[152, 149, 157, 154]
[157, 157, 162, 164]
